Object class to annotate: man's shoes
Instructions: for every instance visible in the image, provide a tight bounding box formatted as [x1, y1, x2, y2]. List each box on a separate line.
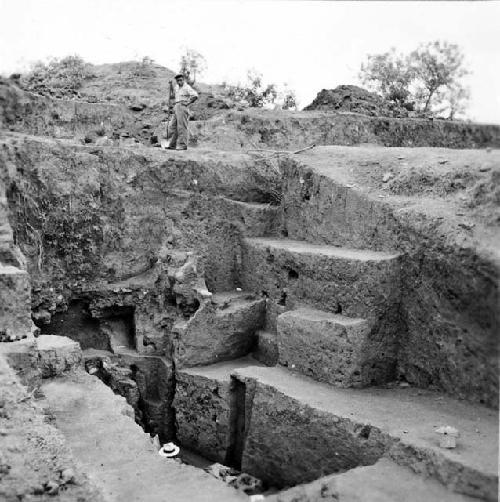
[166, 146, 176, 150]
[176, 147, 187, 151]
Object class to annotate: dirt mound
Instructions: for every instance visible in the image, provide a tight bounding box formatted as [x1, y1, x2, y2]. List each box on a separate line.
[17, 61, 234, 122]
[304, 85, 410, 118]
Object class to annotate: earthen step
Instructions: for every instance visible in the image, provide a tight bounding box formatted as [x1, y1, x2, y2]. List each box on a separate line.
[232, 365, 497, 501]
[219, 197, 280, 237]
[277, 307, 396, 386]
[175, 357, 264, 466]
[240, 237, 401, 320]
[266, 458, 475, 502]
[174, 291, 265, 368]
[41, 370, 246, 502]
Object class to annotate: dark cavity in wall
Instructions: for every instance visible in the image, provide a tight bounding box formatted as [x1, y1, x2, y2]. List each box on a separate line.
[225, 377, 247, 470]
[98, 305, 136, 350]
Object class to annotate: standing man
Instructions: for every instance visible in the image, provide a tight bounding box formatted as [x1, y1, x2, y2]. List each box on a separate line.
[166, 73, 198, 150]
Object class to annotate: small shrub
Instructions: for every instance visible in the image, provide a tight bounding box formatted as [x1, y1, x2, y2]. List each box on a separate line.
[21, 55, 94, 97]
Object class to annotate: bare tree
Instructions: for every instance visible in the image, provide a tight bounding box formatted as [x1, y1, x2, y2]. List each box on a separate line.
[179, 48, 207, 84]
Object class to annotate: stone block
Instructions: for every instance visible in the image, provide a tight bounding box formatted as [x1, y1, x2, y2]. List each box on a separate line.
[175, 292, 265, 368]
[278, 308, 395, 386]
[36, 335, 83, 378]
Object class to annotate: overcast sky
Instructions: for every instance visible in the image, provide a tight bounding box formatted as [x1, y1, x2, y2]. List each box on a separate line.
[1, 0, 499, 122]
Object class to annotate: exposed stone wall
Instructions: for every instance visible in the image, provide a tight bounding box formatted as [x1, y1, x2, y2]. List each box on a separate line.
[0, 133, 279, 335]
[240, 381, 386, 488]
[175, 371, 233, 463]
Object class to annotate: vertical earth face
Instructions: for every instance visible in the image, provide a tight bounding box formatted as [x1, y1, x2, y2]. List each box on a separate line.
[0, 71, 498, 502]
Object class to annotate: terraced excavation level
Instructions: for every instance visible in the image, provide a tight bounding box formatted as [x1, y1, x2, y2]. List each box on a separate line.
[1, 81, 499, 501]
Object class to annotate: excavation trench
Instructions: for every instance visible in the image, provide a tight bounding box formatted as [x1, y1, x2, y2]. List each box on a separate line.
[82, 353, 275, 495]
[83, 347, 387, 496]
[36, 282, 388, 496]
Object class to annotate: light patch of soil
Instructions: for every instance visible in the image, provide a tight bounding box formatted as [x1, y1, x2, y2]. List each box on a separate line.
[0, 353, 103, 501]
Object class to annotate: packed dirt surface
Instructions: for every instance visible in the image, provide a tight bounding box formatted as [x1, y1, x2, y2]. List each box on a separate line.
[295, 146, 500, 243]
[41, 369, 246, 502]
[0, 350, 103, 501]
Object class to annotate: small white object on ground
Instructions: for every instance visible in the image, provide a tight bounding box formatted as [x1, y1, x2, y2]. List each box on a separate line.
[435, 426, 459, 448]
[158, 442, 180, 458]
[236, 287, 242, 292]
[382, 172, 394, 183]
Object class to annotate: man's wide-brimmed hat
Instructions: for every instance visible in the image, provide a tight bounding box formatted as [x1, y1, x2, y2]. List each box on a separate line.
[158, 442, 180, 458]
[174, 73, 184, 80]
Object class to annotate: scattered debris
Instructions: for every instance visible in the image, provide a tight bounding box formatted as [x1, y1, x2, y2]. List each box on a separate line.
[206, 463, 264, 495]
[459, 221, 475, 230]
[382, 172, 394, 183]
[129, 103, 146, 111]
[435, 426, 459, 448]
[60, 468, 76, 484]
[229, 473, 264, 494]
[44, 480, 60, 495]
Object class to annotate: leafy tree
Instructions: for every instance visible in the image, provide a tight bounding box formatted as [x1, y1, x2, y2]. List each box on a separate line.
[359, 41, 470, 118]
[359, 48, 413, 105]
[179, 48, 207, 83]
[224, 70, 280, 108]
[282, 88, 297, 110]
[409, 41, 469, 113]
